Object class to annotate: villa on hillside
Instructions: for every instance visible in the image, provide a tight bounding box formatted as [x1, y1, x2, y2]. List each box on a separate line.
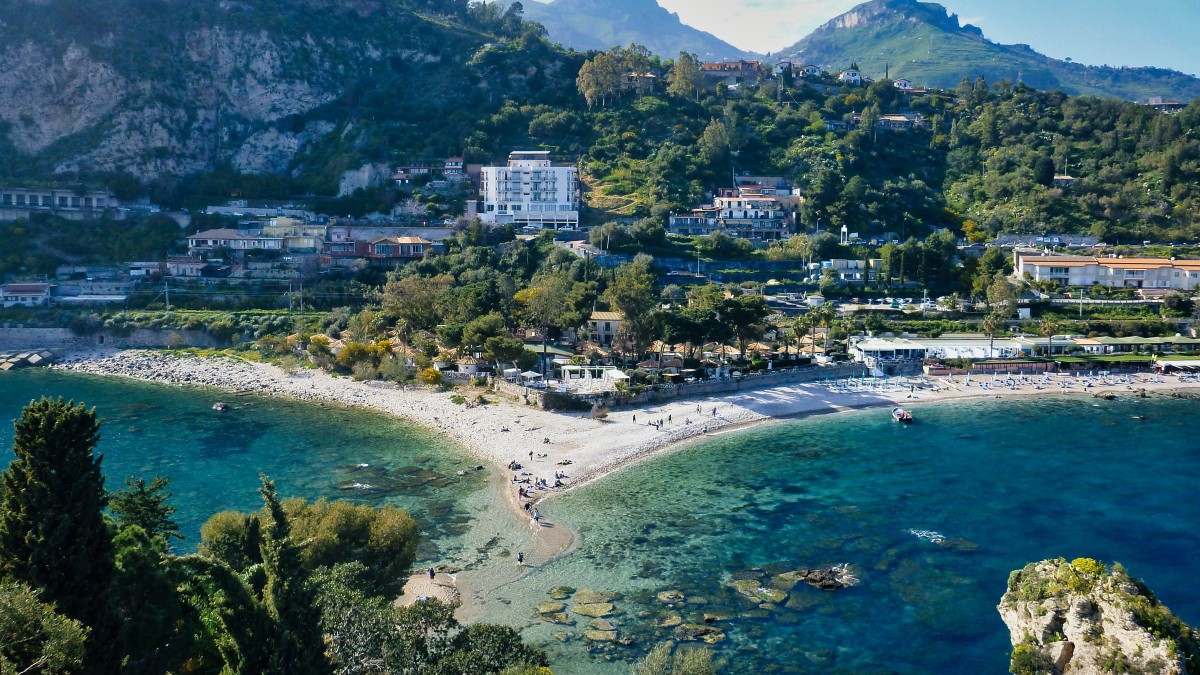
[1015, 253, 1200, 290]
[893, 78, 913, 90]
[587, 311, 624, 346]
[838, 68, 863, 85]
[479, 151, 579, 230]
[1, 282, 52, 308]
[186, 229, 285, 254]
[668, 187, 791, 240]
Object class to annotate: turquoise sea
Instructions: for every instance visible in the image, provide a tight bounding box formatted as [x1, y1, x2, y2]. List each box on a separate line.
[483, 395, 1200, 673]
[3, 369, 1199, 673]
[0, 369, 490, 560]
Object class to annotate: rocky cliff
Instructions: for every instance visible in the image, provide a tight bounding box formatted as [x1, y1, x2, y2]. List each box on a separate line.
[0, 0, 578, 188]
[998, 558, 1200, 675]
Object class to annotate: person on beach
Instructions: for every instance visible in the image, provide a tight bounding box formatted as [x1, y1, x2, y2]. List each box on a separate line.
[533, 509, 542, 526]
[668, 414, 672, 424]
[633, 414, 636, 423]
[517, 552, 525, 565]
[529, 451, 534, 462]
[428, 567, 435, 580]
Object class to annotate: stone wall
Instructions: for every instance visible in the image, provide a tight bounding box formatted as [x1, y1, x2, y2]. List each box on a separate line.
[0, 326, 220, 352]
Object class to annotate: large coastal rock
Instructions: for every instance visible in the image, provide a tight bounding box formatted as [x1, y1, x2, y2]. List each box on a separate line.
[998, 558, 1200, 675]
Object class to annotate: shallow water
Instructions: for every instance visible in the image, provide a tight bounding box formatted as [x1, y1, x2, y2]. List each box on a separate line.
[484, 395, 1200, 673]
[5, 370, 1198, 673]
[0, 369, 490, 560]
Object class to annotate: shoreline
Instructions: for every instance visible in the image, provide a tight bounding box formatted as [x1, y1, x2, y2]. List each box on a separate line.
[40, 349, 1200, 613]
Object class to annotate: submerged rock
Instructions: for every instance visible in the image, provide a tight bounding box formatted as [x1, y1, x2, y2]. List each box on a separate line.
[728, 578, 788, 604]
[548, 586, 575, 600]
[656, 589, 685, 604]
[574, 589, 617, 604]
[539, 612, 575, 625]
[655, 612, 682, 628]
[537, 601, 566, 614]
[584, 630, 617, 642]
[674, 624, 725, 643]
[588, 618, 614, 631]
[790, 566, 858, 591]
[998, 558, 1199, 675]
[571, 603, 615, 618]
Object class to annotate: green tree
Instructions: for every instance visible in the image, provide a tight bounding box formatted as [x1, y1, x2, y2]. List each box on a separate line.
[666, 52, 704, 102]
[698, 118, 732, 169]
[382, 273, 454, 333]
[0, 578, 88, 675]
[605, 255, 659, 359]
[111, 525, 189, 674]
[109, 475, 182, 543]
[257, 475, 331, 675]
[721, 294, 770, 359]
[0, 397, 115, 662]
[284, 498, 419, 598]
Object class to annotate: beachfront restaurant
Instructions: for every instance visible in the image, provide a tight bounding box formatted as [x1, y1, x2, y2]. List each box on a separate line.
[849, 336, 927, 365]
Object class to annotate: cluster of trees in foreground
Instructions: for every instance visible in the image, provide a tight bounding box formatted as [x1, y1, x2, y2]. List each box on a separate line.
[0, 398, 548, 674]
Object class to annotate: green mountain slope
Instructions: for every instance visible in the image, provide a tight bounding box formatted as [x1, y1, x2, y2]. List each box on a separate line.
[0, 0, 581, 190]
[779, 0, 1200, 102]
[520, 0, 752, 60]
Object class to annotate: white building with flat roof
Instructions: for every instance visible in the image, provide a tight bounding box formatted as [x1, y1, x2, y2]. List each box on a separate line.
[479, 151, 579, 229]
[1016, 253, 1200, 290]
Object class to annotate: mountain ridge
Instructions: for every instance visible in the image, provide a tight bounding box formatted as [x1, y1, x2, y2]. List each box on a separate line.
[518, 0, 753, 60]
[777, 0, 1200, 101]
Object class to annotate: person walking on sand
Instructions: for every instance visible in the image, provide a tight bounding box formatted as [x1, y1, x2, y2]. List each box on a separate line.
[533, 509, 542, 527]
[517, 552, 525, 565]
[529, 450, 534, 462]
[633, 414, 636, 423]
[428, 567, 435, 580]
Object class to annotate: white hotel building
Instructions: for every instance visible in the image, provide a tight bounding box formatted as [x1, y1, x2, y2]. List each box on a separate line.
[479, 151, 579, 229]
[1015, 253, 1200, 290]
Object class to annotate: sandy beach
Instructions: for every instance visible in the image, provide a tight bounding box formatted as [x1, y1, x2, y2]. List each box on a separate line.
[48, 349, 1200, 607]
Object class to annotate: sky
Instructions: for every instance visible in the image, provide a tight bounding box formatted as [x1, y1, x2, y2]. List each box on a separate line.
[648, 0, 1200, 76]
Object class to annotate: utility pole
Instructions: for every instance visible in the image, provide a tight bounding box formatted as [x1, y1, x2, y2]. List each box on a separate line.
[299, 278, 304, 312]
[164, 280, 170, 310]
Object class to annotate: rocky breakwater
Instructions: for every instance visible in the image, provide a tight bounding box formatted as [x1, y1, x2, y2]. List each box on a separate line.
[0, 350, 55, 371]
[998, 558, 1200, 675]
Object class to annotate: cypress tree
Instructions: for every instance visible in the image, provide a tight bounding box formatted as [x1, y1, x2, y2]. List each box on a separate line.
[257, 474, 331, 675]
[0, 397, 117, 666]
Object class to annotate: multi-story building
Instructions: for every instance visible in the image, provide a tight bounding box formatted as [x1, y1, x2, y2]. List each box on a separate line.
[1016, 253, 1200, 290]
[668, 188, 790, 240]
[479, 151, 579, 229]
[186, 229, 285, 254]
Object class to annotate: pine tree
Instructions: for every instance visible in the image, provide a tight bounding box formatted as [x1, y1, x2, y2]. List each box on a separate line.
[0, 398, 115, 656]
[110, 475, 182, 543]
[257, 474, 331, 675]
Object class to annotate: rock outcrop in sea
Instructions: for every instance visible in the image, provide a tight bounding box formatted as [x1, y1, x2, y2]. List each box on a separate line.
[998, 558, 1200, 674]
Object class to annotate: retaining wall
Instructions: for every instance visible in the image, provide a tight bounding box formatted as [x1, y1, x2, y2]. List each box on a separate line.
[0, 326, 220, 352]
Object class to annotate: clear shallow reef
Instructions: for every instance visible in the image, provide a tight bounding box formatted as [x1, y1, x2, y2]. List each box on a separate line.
[483, 396, 1200, 673]
[0, 369, 490, 560]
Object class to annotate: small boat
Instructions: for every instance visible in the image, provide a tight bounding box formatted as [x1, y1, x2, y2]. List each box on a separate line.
[892, 407, 913, 423]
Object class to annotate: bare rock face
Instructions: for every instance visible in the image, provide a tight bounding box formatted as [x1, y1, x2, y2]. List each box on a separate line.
[998, 558, 1199, 675]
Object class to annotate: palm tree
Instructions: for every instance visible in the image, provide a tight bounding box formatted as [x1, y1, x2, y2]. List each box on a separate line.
[1039, 317, 1059, 357]
[793, 315, 814, 357]
[982, 312, 1001, 359]
[812, 304, 837, 354]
